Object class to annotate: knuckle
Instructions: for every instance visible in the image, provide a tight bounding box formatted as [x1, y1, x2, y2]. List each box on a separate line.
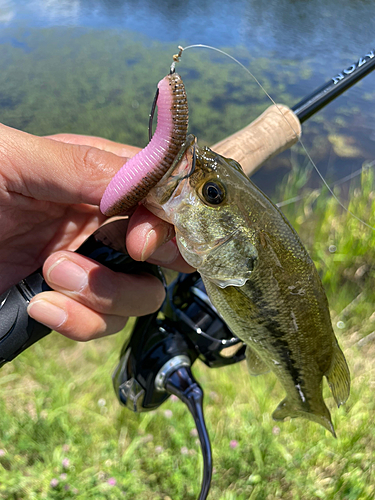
[72, 144, 117, 180]
[0, 134, 22, 190]
[71, 145, 100, 177]
[69, 144, 119, 203]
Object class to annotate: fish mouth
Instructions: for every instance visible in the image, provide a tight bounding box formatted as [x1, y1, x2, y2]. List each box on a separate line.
[143, 134, 196, 220]
[154, 134, 197, 204]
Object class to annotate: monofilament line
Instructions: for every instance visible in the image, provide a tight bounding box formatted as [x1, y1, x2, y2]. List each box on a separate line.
[181, 43, 375, 231]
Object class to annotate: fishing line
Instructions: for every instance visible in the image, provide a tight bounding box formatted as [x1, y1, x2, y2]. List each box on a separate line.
[177, 44, 375, 231]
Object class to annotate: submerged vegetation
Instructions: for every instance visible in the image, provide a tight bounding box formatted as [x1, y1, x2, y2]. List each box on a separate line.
[0, 27, 370, 153]
[0, 26, 372, 199]
[0, 26, 375, 500]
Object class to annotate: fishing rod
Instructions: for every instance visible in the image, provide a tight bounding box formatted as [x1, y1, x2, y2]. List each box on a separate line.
[0, 49, 374, 500]
[212, 48, 375, 177]
[292, 49, 375, 122]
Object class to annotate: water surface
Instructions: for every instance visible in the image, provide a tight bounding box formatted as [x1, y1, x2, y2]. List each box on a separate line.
[0, 0, 374, 198]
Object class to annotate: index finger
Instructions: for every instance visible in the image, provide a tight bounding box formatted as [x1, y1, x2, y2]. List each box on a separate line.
[0, 124, 127, 206]
[45, 133, 141, 158]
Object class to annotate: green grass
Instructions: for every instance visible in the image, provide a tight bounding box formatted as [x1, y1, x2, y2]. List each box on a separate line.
[1, 165, 375, 499]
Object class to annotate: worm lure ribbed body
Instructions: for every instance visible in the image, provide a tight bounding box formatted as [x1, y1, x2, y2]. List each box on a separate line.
[100, 72, 189, 216]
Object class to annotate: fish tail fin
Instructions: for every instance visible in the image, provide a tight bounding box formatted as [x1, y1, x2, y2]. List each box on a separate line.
[272, 397, 336, 437]
[325, 343, 350, 407]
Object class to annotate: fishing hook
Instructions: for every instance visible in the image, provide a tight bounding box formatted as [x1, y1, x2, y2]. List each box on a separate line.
[148, 87, 159, 142]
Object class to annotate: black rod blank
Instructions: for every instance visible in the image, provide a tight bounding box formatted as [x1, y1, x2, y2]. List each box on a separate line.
[292, 50, 375, 123]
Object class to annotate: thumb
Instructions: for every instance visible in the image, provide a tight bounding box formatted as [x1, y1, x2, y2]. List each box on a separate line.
[0, 123, 127, 206]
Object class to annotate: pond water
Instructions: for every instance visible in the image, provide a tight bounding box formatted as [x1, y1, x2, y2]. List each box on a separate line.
[0, 0, 375, 199]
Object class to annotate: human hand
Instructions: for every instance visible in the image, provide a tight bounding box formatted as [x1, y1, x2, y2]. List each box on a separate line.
[0, 124, 193, 341]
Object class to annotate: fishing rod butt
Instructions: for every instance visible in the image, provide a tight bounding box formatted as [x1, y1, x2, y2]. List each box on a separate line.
[212, 103, 301, 177]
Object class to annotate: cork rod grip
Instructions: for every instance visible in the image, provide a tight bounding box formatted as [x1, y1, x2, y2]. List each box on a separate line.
[212, 104, 301, 176]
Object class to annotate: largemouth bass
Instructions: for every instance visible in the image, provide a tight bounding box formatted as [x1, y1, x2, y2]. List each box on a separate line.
[145, 134, 350, 436]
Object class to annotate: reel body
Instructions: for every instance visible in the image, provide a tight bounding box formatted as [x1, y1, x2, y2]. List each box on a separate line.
[113, 272, 246, 413]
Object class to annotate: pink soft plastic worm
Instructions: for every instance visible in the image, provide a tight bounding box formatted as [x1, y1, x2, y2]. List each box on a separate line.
[100, 72, 188, 216]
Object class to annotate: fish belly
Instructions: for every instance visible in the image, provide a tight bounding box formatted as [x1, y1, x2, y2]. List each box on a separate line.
[202, 277, 349, 436]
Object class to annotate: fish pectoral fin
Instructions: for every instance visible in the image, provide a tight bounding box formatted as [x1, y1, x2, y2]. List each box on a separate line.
[272, 397, 336, 437]
[245, 346, 269, 375]
[325, 343, 350, 407]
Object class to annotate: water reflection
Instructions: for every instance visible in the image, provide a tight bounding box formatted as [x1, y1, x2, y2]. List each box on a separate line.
[38, 0, 81, 24]
[0, 0, 15, 24]
[4, 0, 375, 61]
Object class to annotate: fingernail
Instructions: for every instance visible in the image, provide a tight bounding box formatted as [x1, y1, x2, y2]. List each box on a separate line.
[141, 226, 174, 262]
[47, 258, 88, 292]
[28, 300, 67, 330]
[141, 230, 155, 261]
[147, 240, 179, 265]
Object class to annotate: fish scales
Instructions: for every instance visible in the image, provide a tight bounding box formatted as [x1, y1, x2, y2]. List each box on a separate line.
[145, 135, 350, 436]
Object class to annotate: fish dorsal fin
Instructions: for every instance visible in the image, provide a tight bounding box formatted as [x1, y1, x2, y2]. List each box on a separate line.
[245, 346, 269, 376]
[325, 342, 351, 407]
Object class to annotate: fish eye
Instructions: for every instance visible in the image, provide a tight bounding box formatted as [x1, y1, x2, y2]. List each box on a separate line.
[201, 181, 226, 205]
